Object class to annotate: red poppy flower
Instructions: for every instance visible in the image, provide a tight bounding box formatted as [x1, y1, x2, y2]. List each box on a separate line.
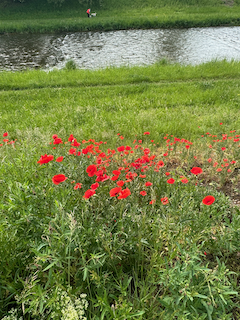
[74, 183, 82, 190]
[96, 173, 110, 182]
[3, 132, 8, 137]
[117, 180, 125, 187]
[111, 175, 119, 181]
[126, 172, 137, 180]
[149, 199, 156, 204]
[110, 187, 122, 197]
[118, 188, 131, 199]
[91, 182, 99, 190]
[167, 178, 175, 184]
[71, 139, 81, 147]
[144, 132, 150, 135]
[161, 197, 169, 205]
[82, 148, 88, 155]
[37, 154, 54, 165]
[68, 134, 74, 142]
[56, 156, 64, 162]
[157, 160, 164, 167]
[53, 138, 63, 145]
[221, 147, 226, 151]
[165, 172, 170, 176]
[52, 174, 67, 185]
[190, 167, 203, 175]
[145, 181, 152, 187]
[185, 145, 190, 149]
[181, 178, 189, 184]
[112, 170, 121, 175]
[86, 164, 97, 177]
[83, 189, 95, 199]
[69, 148, 77, 155]
[202, 195, 215, 206]
[117, 146, 125, 152]
[140, 191, 147, 196]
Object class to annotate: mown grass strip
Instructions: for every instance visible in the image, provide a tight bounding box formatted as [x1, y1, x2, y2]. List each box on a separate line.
[1, 60, 240, 91]
[1, 64, 240, 144]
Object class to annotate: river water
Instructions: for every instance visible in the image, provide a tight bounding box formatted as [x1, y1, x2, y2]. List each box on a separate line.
[0, 26, 240, 71]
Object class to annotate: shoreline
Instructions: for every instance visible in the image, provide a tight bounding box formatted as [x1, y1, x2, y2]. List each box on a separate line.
[0, 5, 240, 33]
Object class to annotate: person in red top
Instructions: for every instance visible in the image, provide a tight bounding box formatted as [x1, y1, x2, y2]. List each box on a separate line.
[86, 8, 91, 17]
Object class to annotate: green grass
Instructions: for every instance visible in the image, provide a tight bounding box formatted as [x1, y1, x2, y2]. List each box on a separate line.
[1, 60, 240, 142]
[1, 61, 240, 319]
[0, 0, 240, 33]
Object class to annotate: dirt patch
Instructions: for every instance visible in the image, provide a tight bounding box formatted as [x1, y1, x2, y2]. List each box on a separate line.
[222, 0, 234, 6]
[165, 159, 240, 208]
[217, 181, 240, 207]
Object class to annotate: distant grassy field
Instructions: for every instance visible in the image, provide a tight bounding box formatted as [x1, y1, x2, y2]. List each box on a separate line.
[0, 0, 240, 32]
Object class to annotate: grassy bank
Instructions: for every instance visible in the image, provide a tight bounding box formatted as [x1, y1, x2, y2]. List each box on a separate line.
[1, 59, 240, 91]
[1, 62, 240, 319]
[0, 0, 240, 33]
[1, 60, 240, 140]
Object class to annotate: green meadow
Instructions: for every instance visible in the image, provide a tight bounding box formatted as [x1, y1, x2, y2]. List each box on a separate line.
[1, 0, 240, 33]
[1, 61, 240, 140]
[1, 61, 240, 319]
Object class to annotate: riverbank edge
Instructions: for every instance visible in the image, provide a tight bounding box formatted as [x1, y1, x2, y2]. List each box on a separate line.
[1, 60, 240, 91]
[0, 9, 240, 33]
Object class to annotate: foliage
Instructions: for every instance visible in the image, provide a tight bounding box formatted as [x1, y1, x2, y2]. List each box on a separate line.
[47, 0, 66, 6]
[1, 62, 240, 318]
[0, 126, 240, 319]
[64, 60, 77, 70]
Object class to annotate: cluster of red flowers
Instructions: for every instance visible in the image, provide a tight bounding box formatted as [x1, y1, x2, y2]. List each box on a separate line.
[2, 124, 238, 210]
[0, 132, 16, 147]
[34, 131, 226, 207]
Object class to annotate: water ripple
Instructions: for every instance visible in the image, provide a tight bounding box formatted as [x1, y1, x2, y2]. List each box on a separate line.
[0, 26, 240, 71]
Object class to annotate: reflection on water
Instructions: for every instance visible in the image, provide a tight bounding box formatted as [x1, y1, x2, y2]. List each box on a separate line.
[0, 27, 240, 71]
